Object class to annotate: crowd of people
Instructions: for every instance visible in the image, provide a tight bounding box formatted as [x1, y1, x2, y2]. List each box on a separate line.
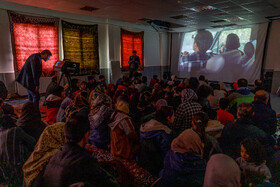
[0, 72, 280, 186]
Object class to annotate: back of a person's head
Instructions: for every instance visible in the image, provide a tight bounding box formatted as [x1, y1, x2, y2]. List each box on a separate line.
[153, 75, 158, 79]
[88, 76, 93, 81]
[163, 74, 168, 80]
[193, 111, 209, 127]
[254, 90, 269, 103]
[188, 77, 199, 91]
[241, 138, 266, 165]
[0, 115, 16, 130]
[51, 76, 57, 83]
[99, 75, 105, 80]
[211, 83, 220, 90]
[142, 76, 148, 83]
[225, 33, 240, 51]
[156, 106, 174, 123]
[237, 102, 254, 120]
[197, 85, 211, 98]
[52, 86, 64, 97]
[194, 30, 213, 53]
[219, 98, 230, 110]
[237, 78, 248, 88]
[254, 79, 263, 88]
[244, 42, 255, 57]
[199, 75, 205, 81]
[65, 115, 90, 143]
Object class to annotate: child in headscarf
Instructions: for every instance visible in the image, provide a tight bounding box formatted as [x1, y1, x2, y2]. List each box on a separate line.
[159, 112, 208, 186]
[109, 96, 138, 160]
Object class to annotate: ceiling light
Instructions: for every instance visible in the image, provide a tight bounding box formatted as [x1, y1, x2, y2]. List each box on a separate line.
[191, 5, 216, 12]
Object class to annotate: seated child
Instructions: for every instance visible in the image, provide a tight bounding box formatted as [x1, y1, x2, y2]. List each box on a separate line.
[236, 138, 272, 185]
[217, 97, 235, 126]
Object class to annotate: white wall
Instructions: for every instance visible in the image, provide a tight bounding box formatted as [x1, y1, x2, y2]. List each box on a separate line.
[0, 1, 169, 95]
[264, 20, 280, 71]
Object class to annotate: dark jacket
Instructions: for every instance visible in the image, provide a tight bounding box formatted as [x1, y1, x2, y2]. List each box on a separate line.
[138, 130, 171, 177]
[41, 143, 117, 186]
[219, 119, 275, 159]
[158, 150, 206, 187]
[252, 100, 277, 135]
[16, 53, 42, 91]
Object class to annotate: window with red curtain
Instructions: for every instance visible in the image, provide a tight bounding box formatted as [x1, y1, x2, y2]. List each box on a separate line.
[121, 29, 144, 72]
[9, 12, 59, 77]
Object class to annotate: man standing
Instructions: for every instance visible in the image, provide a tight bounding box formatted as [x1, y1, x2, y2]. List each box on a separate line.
[16, 50, 52, 108]
[128, 50, 140, 78]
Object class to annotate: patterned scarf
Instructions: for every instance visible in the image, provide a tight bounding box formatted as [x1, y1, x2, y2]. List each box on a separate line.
[23, 122, 66, 187]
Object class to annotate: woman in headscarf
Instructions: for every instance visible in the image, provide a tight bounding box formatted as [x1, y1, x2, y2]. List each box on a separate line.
[0, 114, 36, 186]
[89, 83, 106, 105]
[109, 96, 139, 160]
[88, 94, 113, 149]
[64, 91, 90, 121]
[173, 89, 202, 135]
[159, 112, 208, 186]
[17, 101, 45, 141]
[203, 154, 241, 187]
[138, 106, 173, 177]
[22, 122, 66, 187]
[56, 95, 73, 122]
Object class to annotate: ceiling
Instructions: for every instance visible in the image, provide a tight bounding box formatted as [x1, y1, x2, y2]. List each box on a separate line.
[2, 0, 280, 31]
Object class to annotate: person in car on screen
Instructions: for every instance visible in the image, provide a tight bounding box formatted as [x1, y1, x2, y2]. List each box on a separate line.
[182, 30, 214, 72]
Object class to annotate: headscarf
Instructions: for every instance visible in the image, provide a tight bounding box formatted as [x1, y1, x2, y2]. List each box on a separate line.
[203, 154, 241, 187]
[116, 96, 130, 114]
[181, 89, 198, 102]
[16, 102, 41, 127]
[23, 122, 66, 187]
[88, 94, 113, 129]
[171, 129, 204, 157]
[64, 91, 88, 121]
[155, 99, 168, 111]
[89, 83, 105, 103]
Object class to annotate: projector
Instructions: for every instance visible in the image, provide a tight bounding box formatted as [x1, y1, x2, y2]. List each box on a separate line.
[53, 61, 80, 74]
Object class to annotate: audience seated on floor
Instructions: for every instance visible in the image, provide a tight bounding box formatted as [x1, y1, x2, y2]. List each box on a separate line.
[0, 113, 36, 186]
[40, 115, 117, 186]
[252, 90, 277, 135]
[17, 101, 45, 141]
[0, 73, 279, 186]
[219, 102, 275, 159]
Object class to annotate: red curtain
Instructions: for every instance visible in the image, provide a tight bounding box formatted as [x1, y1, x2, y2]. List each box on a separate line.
[121, 29, 144, 71]
[9, 12, 59, 77]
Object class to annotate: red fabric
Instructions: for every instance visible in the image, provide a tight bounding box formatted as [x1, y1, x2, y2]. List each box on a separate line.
[12, 23, 59, 76]
[217, 109, 235, 126]
[121, 29, 144, 71]
[46, 107, 59, 125]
